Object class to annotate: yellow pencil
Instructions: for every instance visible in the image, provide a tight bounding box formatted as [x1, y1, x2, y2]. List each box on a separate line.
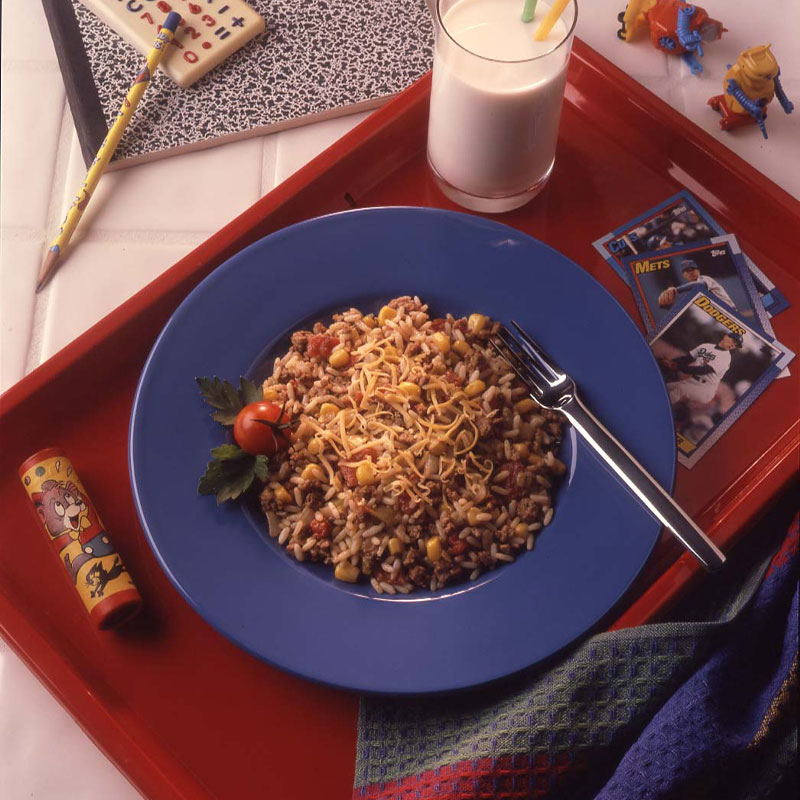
[37, 11, 182, 292]
[534, 0, 570, 41]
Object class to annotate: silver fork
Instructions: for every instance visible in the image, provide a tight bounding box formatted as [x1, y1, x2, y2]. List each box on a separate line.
[491, 321, 726, 572]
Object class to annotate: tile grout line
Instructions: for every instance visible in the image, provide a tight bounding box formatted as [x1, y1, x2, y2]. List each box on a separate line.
[261, 133, 278, 196]
[24, 97, 73, 376]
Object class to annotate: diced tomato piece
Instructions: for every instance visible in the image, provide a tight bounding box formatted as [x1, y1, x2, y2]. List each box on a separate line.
[308, 335, 339, 359]
[448, 535, 468, 555]
[397, 493, 416, 513]
[351, 446, 378, 462]
[339, 463, 359, 488]
[503, 461, 526, 499]
[310, 519, 332, 539]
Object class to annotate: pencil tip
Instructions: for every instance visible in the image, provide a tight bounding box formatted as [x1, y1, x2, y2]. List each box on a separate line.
[36, 248, 60, 293]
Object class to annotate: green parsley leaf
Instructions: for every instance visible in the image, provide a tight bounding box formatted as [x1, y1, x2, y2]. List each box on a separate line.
[198, 445, 270, 504]
[210, 443, 249, 461]
[196, 376, 244, 425]
[253, 454, 269, 481]
[240, 377, 263, 406]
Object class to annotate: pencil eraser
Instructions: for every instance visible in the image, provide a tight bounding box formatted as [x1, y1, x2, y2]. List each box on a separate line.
[81, 0, 266, 88]
[163, 11, 182, 34]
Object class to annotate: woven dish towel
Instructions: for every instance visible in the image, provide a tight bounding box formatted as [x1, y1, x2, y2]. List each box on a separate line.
[354, 502, 798, 800]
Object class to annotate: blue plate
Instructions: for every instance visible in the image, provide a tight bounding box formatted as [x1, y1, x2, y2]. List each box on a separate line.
[129, 208, 675, 694]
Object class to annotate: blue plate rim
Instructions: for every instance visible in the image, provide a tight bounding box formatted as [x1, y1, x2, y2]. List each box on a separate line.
[129, 206, 676, 694]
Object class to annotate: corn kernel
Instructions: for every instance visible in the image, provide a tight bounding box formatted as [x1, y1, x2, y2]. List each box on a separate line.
[362, 315, 377, 328]
[301, 464, 325, 482]
[378, 305, 397, 325]
[431, 332, 451, 353]
[398, 381, 421, 398]
[514, 523, 529, 537]
[426, 537, 442, 562]
[468, 313, 488, 334]
[274, 485, 292, 504]
[356, 461, 377, 485]
[464, 379, 486, 398]
[334, 562, 360, 583]
[383, 345, 401, 363]
[328, 348, 350, 369]
[466, 507, 481, 527]
[262, 387, 279, 401]
[307, 438, 323, 455]
[452, 340, 470, 356]
[388, 537, 404, 555]
[515, 398, 537, 414]
[319, 402, 339, 421]
[513, 443, 530, 460]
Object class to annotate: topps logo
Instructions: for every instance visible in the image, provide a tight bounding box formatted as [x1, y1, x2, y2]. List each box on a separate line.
[710, 248, 725, 256]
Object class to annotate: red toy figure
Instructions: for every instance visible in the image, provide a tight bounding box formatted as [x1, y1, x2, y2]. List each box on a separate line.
[617, 0, 725, 75]
[709, 45, 794, 139]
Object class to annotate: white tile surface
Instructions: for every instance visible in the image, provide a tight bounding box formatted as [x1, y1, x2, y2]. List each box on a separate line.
[0, 65, 65, 231]
[38, 239, 203, 362]
[0, 237, 39, 392]
[274, 111, 372, 184]
[61, 135, 264, 234]
[1, 0, 59, 64]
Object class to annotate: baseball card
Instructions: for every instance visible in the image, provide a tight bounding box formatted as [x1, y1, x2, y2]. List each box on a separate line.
[592, 190, 790, 317]
[623, 235, 768, 335]
[650, 291, 794, 468]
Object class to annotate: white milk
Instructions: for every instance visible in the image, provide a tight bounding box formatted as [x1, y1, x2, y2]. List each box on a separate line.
[428, 0, 573, 208]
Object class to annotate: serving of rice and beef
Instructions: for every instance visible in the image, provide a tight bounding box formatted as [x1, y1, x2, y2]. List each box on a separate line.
[258, 296, 566, 594]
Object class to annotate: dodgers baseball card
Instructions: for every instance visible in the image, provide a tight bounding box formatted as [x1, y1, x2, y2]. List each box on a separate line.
[622, 235, 769, 335]
[650, 291, 794, 468]
[592, 190, 790, 317]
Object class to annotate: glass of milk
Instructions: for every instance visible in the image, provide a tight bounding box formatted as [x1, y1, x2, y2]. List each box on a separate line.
[428, 0, 578, 213]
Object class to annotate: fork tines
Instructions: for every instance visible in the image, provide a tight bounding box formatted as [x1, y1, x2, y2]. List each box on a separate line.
[490, 324, 561, 398]
[489, 333, 539, 396]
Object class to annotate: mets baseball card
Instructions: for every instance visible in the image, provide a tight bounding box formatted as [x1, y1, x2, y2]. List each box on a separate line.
[592, 190, 789, 317]
[622, 235, 769, 336]
[650, 291, 794, 469]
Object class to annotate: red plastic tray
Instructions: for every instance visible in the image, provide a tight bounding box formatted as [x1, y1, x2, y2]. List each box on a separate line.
[1, 39, 798, 800]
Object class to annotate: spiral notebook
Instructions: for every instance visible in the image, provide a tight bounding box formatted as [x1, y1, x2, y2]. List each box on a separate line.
[43, 0, 434, 168]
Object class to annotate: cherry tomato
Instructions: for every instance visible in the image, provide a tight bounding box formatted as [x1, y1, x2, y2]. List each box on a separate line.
[233, 402, 292, 456]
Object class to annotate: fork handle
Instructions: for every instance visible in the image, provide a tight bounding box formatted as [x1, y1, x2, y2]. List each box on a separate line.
[562, 395, 726, 571]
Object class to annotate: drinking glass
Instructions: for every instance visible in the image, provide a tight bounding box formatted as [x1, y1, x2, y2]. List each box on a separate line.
[427, 0, 578, 213]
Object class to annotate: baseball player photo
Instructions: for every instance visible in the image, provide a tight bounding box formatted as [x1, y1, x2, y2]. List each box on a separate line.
[597, 195, 714, 261]
[650, 292, 793, 468]
[657, 258, 735, 310]
[623, 235, 766, 334]
[592, 191, 789, 320]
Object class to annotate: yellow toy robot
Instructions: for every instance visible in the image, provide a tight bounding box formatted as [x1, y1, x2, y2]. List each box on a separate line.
[708, 45, 794, 139]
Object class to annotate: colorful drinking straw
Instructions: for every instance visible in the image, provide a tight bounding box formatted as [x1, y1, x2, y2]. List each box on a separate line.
[522, 0, 539, 23]
[534, 0, 570, 41]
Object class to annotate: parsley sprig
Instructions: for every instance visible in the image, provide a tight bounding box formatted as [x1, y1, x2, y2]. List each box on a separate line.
[196, 377, 271, 504]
